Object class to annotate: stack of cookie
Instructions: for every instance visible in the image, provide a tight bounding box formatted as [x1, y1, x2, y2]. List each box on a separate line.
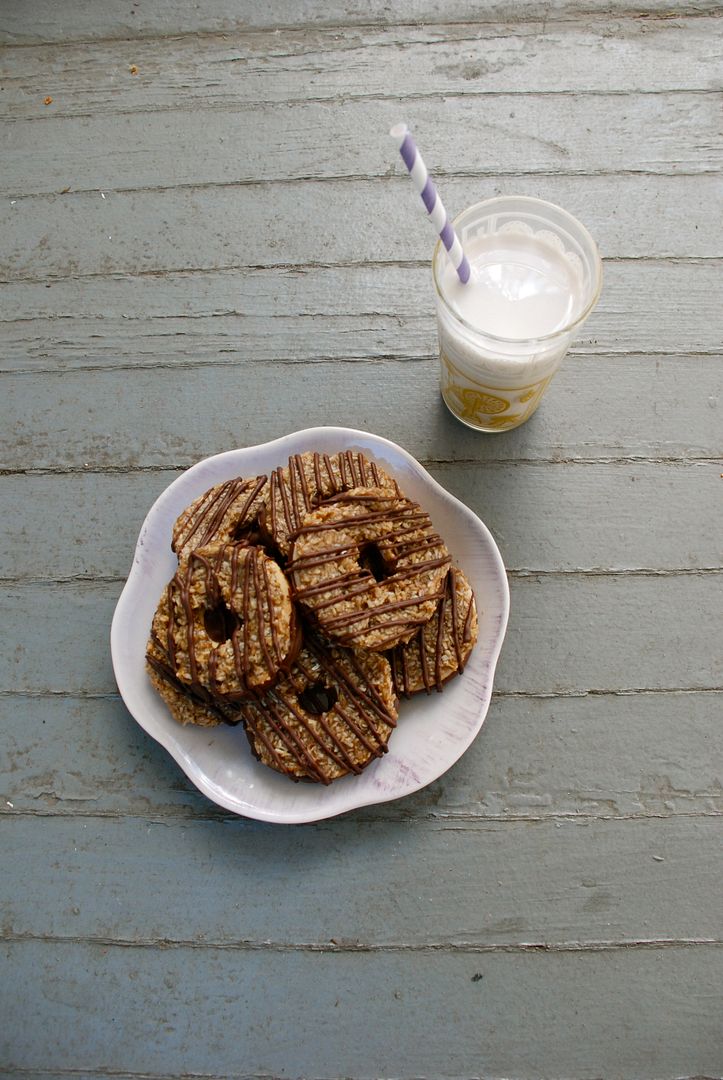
[146, 450, 478, 785]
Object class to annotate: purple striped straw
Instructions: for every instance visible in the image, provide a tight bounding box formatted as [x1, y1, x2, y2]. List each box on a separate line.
[390, 123, 471, 285]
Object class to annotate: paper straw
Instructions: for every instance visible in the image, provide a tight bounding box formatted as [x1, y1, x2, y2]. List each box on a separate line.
[390, 123, 471, 284]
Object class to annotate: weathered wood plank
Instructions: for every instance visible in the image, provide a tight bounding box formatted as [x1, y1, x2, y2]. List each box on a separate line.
[1, 177, 720, 283]
[1, 356, 720, 470]
[1, 462, 720, 581]
[1, 814, 721, 946]
[0, 8, 719, 1080]
[0, 0, 718, 45]
[436, 460, 723, 572]
[2, 691, 720, 821]
[1, 20, 720, 119]
[2, 574, 721, 696]
[3, 261, 720, 370]
[1, 940, 721, 1078]
[3, 93, 720, 200]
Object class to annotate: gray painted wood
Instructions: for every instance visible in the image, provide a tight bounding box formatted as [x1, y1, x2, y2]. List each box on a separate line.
[3, 93, 720, 198]
[2, 814, 721, 945]
[2, 573, 721, 696]
[2, 355, 721, 470]
[3, 261, 721, 370]
[1, 6, 720, 1078]
[1, 0, 718, 44]
[1, 941, 721, 1078]
[2, 19, 720, 118]
[3, 691, 721, 821]
[2, 177, 721, 282]
[2, 461, 721, 579]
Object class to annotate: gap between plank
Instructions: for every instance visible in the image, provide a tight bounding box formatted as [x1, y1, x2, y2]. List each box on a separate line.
[0, 254, 717, 289]
[1, 568, 721, 587]
[2, 91, 721, 130]
[3, 169, 722, 201]
[0, 807, 720, 825]
[1, 456, 720, 477]
[3, 349, 722, 376]
[1, 687, 720, 700]
[1, 930, 721, 954]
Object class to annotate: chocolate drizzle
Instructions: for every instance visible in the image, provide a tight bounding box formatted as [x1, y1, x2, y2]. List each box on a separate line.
[289, 494, 451, 648]
[170, 544, 295, 700]
[173, 475, 267, 556]
[265, 451, 401, 554]
[389, 567, 477, 696]
[240, 635, 397, 784]
[146, 594, 241, 725]
[147, 456, 479, 782]
[146, 648, 240, 725]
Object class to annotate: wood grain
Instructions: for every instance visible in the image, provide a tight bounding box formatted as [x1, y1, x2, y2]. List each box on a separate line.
[1, 813, 721, 946]
[2, 261, 721, 372]
[2, 19, 720, 120]
[3, 690, 721, 821]
[2, 573, 721, 696]
[1, 940, 721, 1078]
[2, 355, 720, 470]
[1, 462, 720, 581]
[3, 93, 720, 199]
[1, 0, 719, 44]
[2, 176, 721, 284]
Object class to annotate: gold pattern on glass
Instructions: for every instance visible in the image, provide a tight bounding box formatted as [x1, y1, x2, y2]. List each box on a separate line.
[441, 350, 554, 430]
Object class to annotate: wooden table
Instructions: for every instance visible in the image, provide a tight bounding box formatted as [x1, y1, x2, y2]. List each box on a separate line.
[1, 3, 721, 1076]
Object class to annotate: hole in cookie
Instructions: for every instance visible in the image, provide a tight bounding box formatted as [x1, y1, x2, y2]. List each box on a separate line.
[231, 520, 261, 544]
[204, 601, 241, 643]
[298, 681, 338, 715]
[359, 541, 389, 583]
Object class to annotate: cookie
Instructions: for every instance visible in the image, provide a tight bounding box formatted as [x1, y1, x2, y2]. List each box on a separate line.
[389, 566, 478, 696]
[147, 649, 238, 727]
[172, 475, 268, 564]
[240, 634, 398, 784]
[260, 450, 401, 557]
[288, 488, 451, 651]
[145, 589, 239, 727]
[169, 543, 300, 701]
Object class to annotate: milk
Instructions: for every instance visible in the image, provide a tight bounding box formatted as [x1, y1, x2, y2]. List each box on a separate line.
[440, 232, 583, 342]
[432, 198, 602, 432]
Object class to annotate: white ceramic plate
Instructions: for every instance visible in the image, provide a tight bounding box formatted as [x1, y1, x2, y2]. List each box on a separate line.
[111, 427, 509, 823]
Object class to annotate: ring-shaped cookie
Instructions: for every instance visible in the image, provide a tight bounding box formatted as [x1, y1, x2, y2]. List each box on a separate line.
[145, 588, 240, 727]
[240, 634, 398, 784]
[172, 475, 268, 564]
[261, 450, 400, 557]
[388, 566, 478, 696]
[170, 543, 300, 700]
[288, 488, 451, 651]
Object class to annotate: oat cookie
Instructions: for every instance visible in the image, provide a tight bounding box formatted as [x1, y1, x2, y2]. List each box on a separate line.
[288, 488, 451, 651]
[389, 566, 478, 696]
[145, 588, 239, 727]
[170, 543, 300, 700]
[260, 450, 400, 557]
[172, 475, 268, 564]
[240, 634, 398, 784]
[147, 650, 238, 728]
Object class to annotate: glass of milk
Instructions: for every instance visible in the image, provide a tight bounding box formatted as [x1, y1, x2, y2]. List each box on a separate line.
[432, 196, 602, 432]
